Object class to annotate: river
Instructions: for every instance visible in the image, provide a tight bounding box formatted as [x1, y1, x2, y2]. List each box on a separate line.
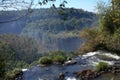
[22, 51, 120, 80]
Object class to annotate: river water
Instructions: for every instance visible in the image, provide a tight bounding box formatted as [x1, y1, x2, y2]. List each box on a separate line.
[22, 51, 120, 80]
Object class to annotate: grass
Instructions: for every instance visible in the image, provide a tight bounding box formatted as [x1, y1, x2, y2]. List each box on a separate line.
[38, 56, 52, 65]
[95, 62, 109, 72]
[38, 51, 77, 65]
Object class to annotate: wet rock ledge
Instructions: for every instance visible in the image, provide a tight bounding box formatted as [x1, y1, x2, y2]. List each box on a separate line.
[58, 60, 120, 80]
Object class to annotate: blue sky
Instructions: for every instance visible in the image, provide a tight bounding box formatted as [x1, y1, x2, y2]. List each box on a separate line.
[0, 0, 110, 11]
[38, 0, 110, 12]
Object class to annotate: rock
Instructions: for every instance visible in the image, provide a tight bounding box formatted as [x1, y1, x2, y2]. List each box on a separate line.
[111, 77, 115, 80]
[94, 72, 100, 78]
[113, 60, 120, 67]
[111, 65, 120, 71]
[73, 63, 120, 80]
[112, 70, 120, 74]
[63, 60, 77, 66]
[112, 70, 116, 74]
[106, 66, 113, 72]
[75, 69, 95, 79]
[65, 71, 69, 74]
[13, 71, 23, 80]
[58, 72, 65, 80]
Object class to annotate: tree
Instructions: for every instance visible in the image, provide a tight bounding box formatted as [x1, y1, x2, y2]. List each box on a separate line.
[111, 0, 120, 29]
[0, 0, 67, 23]
[0, 0, 34, 23]
[97, 0, 120, 34]
[79, 0, 120, 54]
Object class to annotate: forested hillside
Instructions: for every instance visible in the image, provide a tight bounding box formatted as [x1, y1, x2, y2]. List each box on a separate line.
[1, 0, 120, 80]
[0, 8, 97, 52]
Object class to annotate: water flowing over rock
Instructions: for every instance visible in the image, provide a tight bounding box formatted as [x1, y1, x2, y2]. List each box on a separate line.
[21, 51, 120, 80]
[81, 51, 120, 65]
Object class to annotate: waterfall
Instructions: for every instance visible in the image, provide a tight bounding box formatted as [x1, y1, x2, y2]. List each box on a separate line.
[81, 51, 120, 65]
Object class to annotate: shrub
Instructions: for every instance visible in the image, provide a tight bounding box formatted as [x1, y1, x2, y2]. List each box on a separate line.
[95, 62, 109, 72]
[15, 61, 29, 68]
[39, 56, 52, 65]
[79, 27, 110, 54]
[79, 28, 101, 54]
[66, 52, 76, 60]
[0, 56, 5, 79]
[50, 50, 65, 57]
[38, 51, 67, 65]
[67, 56, 72, 61]
[79, 1, 120, 55]
[5, 68, 22, 80]
[5, 71, 13, 80]
[53, 55, 65, 63]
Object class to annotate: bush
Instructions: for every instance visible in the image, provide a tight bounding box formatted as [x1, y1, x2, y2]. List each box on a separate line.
[5, 68, 22, 80]
[38, 51, 67, 65]
[15, 61, 29, 68]
[53, 55, 65, 63]
[39, 56, 52, 65]
[67, 52, 76, 60]
[0, 56, 5, 79]
[95, 62, 109, 72]
[79, 28, 101, 54]
[5, 71, 13, 80]
[79, 1, 120, 55]
[12, 68, 22, 75]
[79, 27, 120, 54]
[50, 51, 66, 63]
[50, 50, 65, 57]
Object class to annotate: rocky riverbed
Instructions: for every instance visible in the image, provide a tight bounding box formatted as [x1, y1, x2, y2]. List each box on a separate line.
[20, 51, 120, 80]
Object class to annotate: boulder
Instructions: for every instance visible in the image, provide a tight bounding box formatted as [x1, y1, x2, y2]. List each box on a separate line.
[63, 60, 77, 66]
[13, 71, 23, 80]
[74, 69, 95, 79]
[58, 72, 65, 80]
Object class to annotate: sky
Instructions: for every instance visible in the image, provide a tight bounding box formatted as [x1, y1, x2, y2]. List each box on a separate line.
[0, 0, 110, 12]
[38, 0, 110, 12]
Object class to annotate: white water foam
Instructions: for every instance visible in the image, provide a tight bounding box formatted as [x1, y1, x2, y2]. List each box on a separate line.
[38, 78, 43, 80]
[81, 51, 120, 66]
[65, 77, 77, 80]
[82, 51, 120, 60]
[82, 52, 100, 59]
[102, 53, 120, 60]
[22, 69, 28, 72]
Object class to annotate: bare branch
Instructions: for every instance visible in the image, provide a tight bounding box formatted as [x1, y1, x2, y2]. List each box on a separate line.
[0, 0, 67, 23]
[0, 0, 34, 23]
